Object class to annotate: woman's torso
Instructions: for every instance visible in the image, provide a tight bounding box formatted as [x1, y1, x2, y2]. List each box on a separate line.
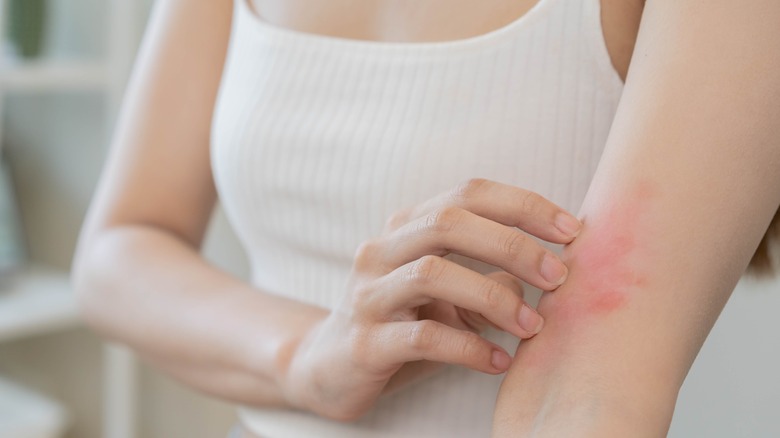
[212, 0, 641, 436]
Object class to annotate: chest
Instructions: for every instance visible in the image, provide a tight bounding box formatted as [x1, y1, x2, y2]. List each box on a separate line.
[213, 0, 627, 260]
[249, 0, 643, 80]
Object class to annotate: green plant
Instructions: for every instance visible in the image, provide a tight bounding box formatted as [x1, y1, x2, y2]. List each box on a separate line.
[7, 0, 47, 58]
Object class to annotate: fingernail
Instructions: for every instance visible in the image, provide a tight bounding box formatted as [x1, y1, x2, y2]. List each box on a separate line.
[491, 350, 511, 371]
[555, 213, 581, 237]
[518, 304, 544, 334]
[541, 253, 568, 285]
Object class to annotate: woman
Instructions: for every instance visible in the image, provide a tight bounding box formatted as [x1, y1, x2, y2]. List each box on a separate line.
[73, 0, 780, 436]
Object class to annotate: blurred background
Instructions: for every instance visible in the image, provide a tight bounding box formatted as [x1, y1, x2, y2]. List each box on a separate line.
[0, 1, 776, 437]
[0, 1, 247, 437]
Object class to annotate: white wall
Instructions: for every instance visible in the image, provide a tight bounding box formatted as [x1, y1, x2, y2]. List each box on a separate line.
[670, 276, 780, 437]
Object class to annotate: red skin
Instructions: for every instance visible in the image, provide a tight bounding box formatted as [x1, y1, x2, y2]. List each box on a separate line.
[516, 182, 657, 366]
[567, 219, 642, 315]
[549, 181, 655, 318]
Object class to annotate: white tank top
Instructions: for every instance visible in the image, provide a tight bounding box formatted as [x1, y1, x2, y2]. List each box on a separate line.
[211, 0, 623, 435]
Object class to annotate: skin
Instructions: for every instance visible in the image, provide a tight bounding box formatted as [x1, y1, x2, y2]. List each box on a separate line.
[518, 181, 655, 370]
[493, 0, 780, 436]
[250, 0, 643, 82]
[71, 0, 647, 436]
[553, 181, 655, 320]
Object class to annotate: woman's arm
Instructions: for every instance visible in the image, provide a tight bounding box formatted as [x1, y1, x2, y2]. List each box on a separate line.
[492, 0, 780, 435]
[73, 0, 328, 407]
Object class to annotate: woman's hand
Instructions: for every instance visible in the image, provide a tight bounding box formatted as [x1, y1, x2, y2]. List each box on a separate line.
[278, 178, 581, 421]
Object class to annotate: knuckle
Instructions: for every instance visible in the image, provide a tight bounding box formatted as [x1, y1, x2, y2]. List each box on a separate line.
[353, 239, 382, 268]
[457, 332, 485, 360]
[453, 178, 490, 200]
[479, 280, 506, 312]
[406, 255, 445, 286]
[497, 273, 525, 298]
[408, 320, 438, 351]
[425, 206, 462, 234]
[350, 282, 375, 312]
[347, 326, 374, 368]
[384, 209, 410, 232]
[519, 190, 543, 217]
[500, 232, 528, 259]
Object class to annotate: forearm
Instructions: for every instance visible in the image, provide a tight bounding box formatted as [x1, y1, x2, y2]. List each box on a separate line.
[492, 208, 683, 437]
[73, 224, 329, 408]
[492, 187, 685, 437]
[493, 179, 761, 436]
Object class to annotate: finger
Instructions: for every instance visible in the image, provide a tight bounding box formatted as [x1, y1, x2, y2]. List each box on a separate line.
[486, 271, 525, 300]
[382, 207, 413, 234]
[462, 271, 526, 331]
[375, 256, 544, 338]
[379, 207, 569, 290]
[373, 319, 513, 374]
[382, 360, 443, 396]
[406, 178, 581, 244]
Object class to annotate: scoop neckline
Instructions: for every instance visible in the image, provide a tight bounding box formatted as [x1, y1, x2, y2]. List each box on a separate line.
[239, 0, 555, 52]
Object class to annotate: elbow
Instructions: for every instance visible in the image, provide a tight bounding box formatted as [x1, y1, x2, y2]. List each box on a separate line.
[71, 229, 123, 339]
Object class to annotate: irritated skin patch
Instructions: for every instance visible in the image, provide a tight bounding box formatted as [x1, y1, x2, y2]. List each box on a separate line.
[539, 181, 656, 322]
[512, 182, 657, 369]
[568, 224, 640, 314]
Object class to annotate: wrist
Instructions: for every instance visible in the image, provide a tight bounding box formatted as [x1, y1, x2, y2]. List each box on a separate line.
[233, 294, 328, 411]
[493, 338, 679, 437]
[540, 386, 673, 437]
[271, 319, 320, 410]
[494, 372, 676, 437]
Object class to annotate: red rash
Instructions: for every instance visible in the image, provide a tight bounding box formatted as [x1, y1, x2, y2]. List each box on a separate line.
[571, 230, 638, 314]
[515, 182, 657, 367]
[546, 181, 656, 320]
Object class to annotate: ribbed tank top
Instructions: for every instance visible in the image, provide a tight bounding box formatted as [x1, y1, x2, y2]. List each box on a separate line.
[211, 0, 624, 436]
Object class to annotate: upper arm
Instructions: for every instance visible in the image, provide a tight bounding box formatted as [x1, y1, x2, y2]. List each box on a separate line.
[495, 0, 780, 431]
[552, 0, 780, 346]
[551, 0, 778, 357]
[80, 0, 234, 248]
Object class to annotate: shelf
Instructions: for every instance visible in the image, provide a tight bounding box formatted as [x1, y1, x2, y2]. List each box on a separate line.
[0, 59, 107, 92]
[0, 376, 69, 437]
[0, 266, 80, 343]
